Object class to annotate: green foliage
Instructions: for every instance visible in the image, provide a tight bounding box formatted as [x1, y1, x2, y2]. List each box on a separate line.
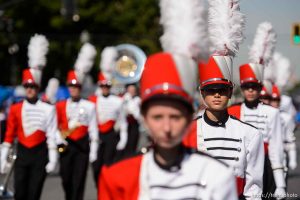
[0, 0, 161, 87]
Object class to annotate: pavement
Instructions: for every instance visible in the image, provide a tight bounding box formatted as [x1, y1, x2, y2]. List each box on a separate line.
[0, 130, 300, 200]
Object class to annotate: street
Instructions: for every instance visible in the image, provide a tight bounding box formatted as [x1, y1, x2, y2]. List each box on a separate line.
[0, 130, 299, 200]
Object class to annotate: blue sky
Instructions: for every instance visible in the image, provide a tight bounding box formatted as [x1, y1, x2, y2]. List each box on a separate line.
[233, 0, 300, 83]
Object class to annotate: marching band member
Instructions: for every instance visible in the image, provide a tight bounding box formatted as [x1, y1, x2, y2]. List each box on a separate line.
[98, 52, 238, 200]
[185, 0, 265, 198]
[122, 83, 142, 157]
[89, 47, 128, 184]
[263, 52, 298, 176]
[270, 84, 297, 176]
[56, 43, 99, 200]
[259, 80, 273, 105]
[0, 34, 58, 200]
[228, 23, 286, 199]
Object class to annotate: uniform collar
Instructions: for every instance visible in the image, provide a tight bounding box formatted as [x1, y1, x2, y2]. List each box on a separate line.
[70, 97, 81, 102]
[203, 110, 229, 127]
[153, 145, 185, 172]
[25, 98, 39, 105]
[244, 99, 260, 109]
[102, 93, 110, 98]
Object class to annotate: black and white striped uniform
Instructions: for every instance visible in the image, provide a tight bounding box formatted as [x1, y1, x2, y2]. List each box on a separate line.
[239, 103, 286, 190]
[196, 111, 264, 199]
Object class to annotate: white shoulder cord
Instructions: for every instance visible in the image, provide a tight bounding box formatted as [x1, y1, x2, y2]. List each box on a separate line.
[197, 118, 207, 152]
[138, 151, 151, 200]
[240, 103, 245, 122]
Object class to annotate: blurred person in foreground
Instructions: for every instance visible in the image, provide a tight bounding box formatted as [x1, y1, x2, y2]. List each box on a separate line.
[98, 52, 238, 200]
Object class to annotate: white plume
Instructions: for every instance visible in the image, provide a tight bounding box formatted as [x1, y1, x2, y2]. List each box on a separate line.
[274, 52, 292, 89]
[263, 57, 276, 82]
[208, 0, 245, 56]
[27, 34, 49, 69]
[159, 0, 209, 60]
[74, 43, 97, 74]
[45, 78, 59, 104]
[99, 46, 118, 75]
[249, 22, 276, 65]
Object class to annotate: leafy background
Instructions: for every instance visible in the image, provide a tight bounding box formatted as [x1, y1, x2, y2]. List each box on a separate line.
[0, 0, 161, 89]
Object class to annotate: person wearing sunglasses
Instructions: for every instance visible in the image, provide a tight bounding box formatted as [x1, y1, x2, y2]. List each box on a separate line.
[98, 52, 238, 200]
[185, 55, 264, 200]
[0, 68, 58, 200]
[56, 70, 99, 200]
[228, 63, 286, 199]
[89, 70, 128, 185]
[0, 34, 58, 200]
[259, 80, 273, 105]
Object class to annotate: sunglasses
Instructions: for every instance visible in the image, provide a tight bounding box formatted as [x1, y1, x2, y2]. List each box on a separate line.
[67, 84, 81, 89]
[260, 96, 271, 100]
[100, 85, 111, 88]
[241, 84, 262, 90]
[201, 88, 230, 96]
[24, 84, 38, 89]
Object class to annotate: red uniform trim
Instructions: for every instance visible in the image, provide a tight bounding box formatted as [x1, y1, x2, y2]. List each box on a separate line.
[88, 95, 97, 104]
[4, 102, 46, 148]
[182, 120, 197, 149]
[227, 104, 242, 119]
[56, 100, 88, 141]
[98, 155, 143, 200]
[98, 120, 116, 134]
[236, 177, 246, 196]
[264, 143, 269, 155]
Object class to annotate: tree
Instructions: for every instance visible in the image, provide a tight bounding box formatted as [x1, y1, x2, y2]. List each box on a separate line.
[0, 0, 161, 87]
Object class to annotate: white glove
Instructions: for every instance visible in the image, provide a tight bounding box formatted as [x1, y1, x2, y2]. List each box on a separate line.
[288, 150, 297, 170]
[89, 140, 98, 163]
[45, 148, 58, 173]
[274, 187, 286, 199]
[116, 131, 128, 150]
[273, 169, 286, 188]
[68, 119, 80, 129]
[0, 142, 11, 174]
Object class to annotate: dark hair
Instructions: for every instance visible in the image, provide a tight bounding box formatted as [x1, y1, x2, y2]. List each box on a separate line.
[125, 83, 137, 89]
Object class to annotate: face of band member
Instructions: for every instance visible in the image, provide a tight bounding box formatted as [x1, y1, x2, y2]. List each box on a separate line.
[241, 83, 262, 102]
[270, 99, 280, 108]
[260, 96, 271, 105]
[24, 84, 39, 99]
[126, 85, 137, 97]
[68, 85, 81, 99]
[201, 87, 232, 111]
[100, 85, 111, 96]
[143, 99, 192, 149]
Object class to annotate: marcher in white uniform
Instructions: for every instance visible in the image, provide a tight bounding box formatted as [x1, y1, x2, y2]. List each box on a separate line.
[0, 34, 58, 200]
[122, 84, 142, 157]
[228, 22, 286, 199]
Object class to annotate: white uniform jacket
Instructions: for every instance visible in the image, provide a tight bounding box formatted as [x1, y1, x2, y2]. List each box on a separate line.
[228, 102, 286, 188]
[196, 111, 264, 199]
[5, 99, 57, 149]
[99, 148, 238, 200]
